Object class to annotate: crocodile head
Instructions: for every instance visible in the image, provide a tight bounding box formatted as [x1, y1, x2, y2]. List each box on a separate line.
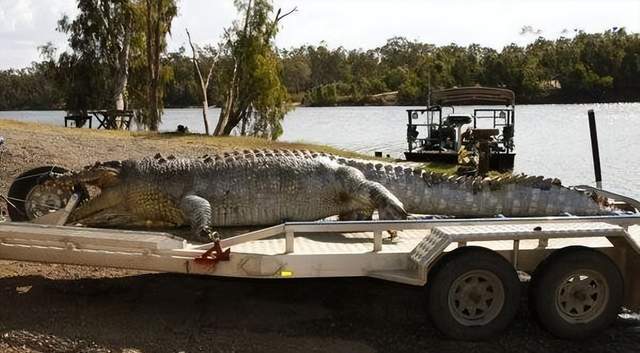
[48, 161, 124, 189]
[43, 161, 128, 226]
[45, 161, 182, 228]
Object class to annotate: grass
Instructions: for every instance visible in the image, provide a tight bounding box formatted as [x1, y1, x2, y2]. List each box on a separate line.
[0, 119, 377, 159]
[419, 162, 459, 175]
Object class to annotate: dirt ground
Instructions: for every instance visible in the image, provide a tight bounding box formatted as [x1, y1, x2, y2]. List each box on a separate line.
[1, 120, 639, 353]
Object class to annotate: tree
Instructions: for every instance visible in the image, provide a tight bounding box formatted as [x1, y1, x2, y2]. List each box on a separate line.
[186, 29, 218, 135]
[213, 0, 295, 139]
[57, 0, 135, 111]
[281, 48, 312, 93]
[139, 0, 178, 131]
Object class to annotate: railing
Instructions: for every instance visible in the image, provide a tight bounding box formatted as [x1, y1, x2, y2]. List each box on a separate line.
[192, 213, 640, 254]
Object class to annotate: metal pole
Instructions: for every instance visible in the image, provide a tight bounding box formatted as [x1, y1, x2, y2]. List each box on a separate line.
[587, 110, 602, 188]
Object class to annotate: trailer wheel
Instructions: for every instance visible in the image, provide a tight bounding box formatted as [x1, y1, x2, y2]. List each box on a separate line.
[427, 246, 520, 340]
[530, 246, 623, 339]
[7, 166, 86, 222]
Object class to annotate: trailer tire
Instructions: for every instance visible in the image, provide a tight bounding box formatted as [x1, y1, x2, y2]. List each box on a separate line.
[427, 246, 520, 340]
[7, 166, 86, 222]
[530, 246, 623, 339]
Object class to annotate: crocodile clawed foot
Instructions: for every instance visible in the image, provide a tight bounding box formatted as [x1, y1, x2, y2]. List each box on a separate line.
[385, 230, 398, 242]
[198, 227, 220, 243]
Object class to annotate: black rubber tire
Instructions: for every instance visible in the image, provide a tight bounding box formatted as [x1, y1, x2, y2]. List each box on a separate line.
[6, 166, 85, 222]
[427, 246, 521, 340]
[529, 246, 623, 340]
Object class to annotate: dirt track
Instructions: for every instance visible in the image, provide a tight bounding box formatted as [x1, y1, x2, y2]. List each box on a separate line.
[1, 120, 640, 352]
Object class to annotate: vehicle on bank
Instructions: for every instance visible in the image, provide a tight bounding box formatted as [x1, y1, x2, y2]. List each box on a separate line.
[405, 86, 516, 170]
[2, 166, 640, 340]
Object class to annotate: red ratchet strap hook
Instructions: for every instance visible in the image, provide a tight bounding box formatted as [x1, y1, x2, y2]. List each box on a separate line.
[194, 239, 231, 267]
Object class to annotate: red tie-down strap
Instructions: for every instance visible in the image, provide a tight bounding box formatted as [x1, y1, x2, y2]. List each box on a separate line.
[193, 240, 231, 267]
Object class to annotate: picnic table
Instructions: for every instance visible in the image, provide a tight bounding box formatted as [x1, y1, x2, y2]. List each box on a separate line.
[64, 110, 134, 130]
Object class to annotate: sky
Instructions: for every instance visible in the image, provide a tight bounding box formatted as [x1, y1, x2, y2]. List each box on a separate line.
[0, 0, 639, 69]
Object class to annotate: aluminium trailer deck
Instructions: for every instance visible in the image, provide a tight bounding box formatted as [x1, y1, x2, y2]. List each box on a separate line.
[1, 215, 640, 303]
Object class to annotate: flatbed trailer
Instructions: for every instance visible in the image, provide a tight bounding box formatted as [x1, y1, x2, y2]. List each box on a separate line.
[2, 186, 640, 340]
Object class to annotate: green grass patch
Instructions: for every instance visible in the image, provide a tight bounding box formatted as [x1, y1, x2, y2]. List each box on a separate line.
[418, 162, 459, 175]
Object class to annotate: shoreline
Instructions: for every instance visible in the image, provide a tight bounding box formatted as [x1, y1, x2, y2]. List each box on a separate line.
[2, 100, 640, 113]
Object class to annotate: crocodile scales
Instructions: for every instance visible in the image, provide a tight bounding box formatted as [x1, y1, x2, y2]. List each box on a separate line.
[47, 149, 610, 239]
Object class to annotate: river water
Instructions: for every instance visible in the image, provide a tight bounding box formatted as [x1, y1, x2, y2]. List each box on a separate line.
[1, 103, 639, 199]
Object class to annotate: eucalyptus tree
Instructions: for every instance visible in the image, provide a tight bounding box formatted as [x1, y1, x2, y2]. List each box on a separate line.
[133, 0, 178, 131]
[214, 0, 296, 139]
[57, 0, 135, 111]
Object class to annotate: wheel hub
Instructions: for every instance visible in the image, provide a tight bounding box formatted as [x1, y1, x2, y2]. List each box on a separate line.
[448, 270, 505, 326]
[24, 183, 73, 220]
[556, 270, 609, 323]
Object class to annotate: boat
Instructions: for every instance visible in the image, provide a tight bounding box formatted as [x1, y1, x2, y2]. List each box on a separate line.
[404, 86, 516, 170]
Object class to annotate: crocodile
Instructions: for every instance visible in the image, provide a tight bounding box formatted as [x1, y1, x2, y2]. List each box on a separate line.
[45, 149, 610, 239]
[48, 150, 408, 240]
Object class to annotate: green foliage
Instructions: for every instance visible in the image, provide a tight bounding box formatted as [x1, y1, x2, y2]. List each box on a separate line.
[55, 0, 136, 112]
[131, 0, 178, 130]
[1, 28, 639, 112]
[214, 0, 292, 139]
[292, 29, 640, 105]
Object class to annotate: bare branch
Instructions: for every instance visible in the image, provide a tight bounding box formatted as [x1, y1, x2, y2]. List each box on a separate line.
[275, 7, 297, 23]
[186, 28, 205, 83]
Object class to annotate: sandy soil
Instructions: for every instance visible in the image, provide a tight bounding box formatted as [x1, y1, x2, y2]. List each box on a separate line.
[1, 120, 639, 352]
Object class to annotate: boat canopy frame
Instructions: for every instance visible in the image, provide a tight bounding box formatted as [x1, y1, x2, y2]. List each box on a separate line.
[431, 87, 515, 106]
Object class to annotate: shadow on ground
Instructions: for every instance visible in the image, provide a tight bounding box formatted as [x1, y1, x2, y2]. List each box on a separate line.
[1, 273, 639, 353]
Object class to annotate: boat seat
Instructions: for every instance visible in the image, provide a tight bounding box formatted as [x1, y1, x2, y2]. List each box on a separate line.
[445, 114, 472, 126]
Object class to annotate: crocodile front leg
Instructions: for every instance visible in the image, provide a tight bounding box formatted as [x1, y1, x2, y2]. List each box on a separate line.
[180, 194, 216, 241]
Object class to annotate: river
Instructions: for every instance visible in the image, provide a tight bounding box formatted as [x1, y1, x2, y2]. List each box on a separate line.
[1, 103, 639, 199]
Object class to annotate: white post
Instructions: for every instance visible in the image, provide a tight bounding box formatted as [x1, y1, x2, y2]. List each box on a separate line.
[373, 231, 383, 252]
[285, 231, 295, 254]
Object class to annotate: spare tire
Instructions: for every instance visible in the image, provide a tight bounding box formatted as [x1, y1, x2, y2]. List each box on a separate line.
[7, 166, 85, 222]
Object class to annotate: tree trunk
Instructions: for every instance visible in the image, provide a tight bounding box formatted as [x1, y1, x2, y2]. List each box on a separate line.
[144, 0, 162, 131]
[202, 97, 210, 134]
[215, 0, 252, 136]
[114, 23, 131, 112]
[186, 28, 214, 135]
[214, 62, 237, 136]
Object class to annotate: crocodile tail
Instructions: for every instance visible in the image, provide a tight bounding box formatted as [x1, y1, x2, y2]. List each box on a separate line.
[329, 157, 610, 217]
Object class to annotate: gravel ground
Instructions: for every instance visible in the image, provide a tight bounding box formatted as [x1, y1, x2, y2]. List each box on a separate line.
[1, 120, 639, 352]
